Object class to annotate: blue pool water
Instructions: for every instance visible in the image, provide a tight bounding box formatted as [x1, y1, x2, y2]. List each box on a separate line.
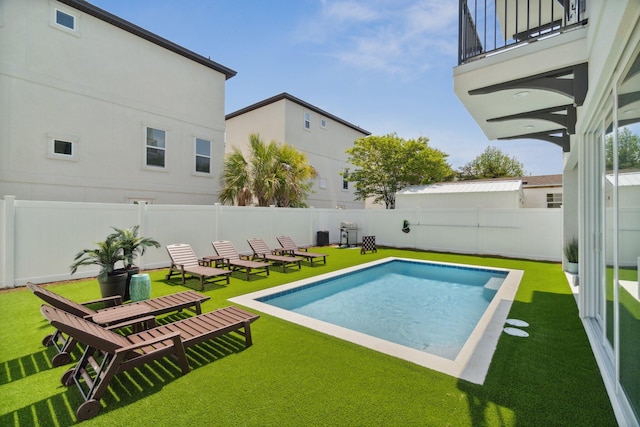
[259, 260, 507, 360]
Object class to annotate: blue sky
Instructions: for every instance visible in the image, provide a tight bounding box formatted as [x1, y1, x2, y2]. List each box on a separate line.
[89, 0, 563, 176]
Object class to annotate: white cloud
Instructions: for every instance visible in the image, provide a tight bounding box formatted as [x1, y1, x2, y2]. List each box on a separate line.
[297, 0, 459, 76]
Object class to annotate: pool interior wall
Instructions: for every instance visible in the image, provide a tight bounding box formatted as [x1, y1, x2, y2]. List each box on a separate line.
[230, 257, 523, 384]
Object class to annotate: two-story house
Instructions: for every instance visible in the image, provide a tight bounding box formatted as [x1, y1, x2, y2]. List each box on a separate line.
[0, 0, 235, 204]
[225, 93, 370, 209]
[453, 1, 640, 424]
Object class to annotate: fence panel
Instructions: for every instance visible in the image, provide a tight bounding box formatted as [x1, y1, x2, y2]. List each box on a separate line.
[14, 201, 138, 283]
[0, 198, 564, 288]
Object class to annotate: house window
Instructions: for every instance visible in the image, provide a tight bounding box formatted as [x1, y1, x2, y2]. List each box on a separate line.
[47, 135, 78, 161]
[195, 138, 211, 174]
[546, 193, 562, 208]
[342, 178, 349, 190]
[304, 112, 311, 130]
[55, 9, 75, 30]
[320, 118, 327, 129]
[319, 178, 327, 189]
[146, 127, 166, 168]
[54, 139, 73, 155]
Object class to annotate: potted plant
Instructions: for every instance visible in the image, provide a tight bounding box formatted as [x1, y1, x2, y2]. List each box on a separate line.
[109, 225, 160, 300]
[564, 237, 579, 274]
[70, 235, 128, 299]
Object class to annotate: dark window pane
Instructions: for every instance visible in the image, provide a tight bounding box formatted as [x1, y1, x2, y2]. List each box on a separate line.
[54, 140, 72, 155]
[146, 147, 165, 167]
[196, 156, 210, 173]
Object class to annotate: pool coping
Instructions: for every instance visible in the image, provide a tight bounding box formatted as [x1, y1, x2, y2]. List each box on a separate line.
[229, 257, 524, 385]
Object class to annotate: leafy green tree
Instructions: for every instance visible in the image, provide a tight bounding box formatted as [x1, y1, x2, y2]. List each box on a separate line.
[344, 133, 454, 209]
[219, 133, 317, 207]
[457, 146, 525, 180]
[605, 127, 640, 171]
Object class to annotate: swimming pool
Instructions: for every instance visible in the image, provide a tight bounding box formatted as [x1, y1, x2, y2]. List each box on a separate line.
[230, 257, 523, 384]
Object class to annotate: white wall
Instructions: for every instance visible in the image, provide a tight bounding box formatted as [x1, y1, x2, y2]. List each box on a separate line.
[522, 187, 562, 208]
[0, 197, 563, 288]
[396, 191, 522, 209]
[0, 0, 228, 204]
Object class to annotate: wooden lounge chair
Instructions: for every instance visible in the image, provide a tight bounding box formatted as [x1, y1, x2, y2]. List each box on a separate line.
[28, 282, 210, 366]
[247, 238, 302, 272]
[276, 236, 327, 265]
[40, 304, 259, 421]
[212, 240, 270, 280]
[166, 243, 231, 290]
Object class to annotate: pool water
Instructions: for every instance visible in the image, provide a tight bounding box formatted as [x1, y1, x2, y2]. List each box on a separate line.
[259, 260, 506, 359]
[230, 257, 522, 384]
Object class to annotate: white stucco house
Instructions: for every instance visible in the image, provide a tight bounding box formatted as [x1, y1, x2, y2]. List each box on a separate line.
[225, 93, 370, 209]
[454, 1, 640, 424]
[0, 0, 236, 204]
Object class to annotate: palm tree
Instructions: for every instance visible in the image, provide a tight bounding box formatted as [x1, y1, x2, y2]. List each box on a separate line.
[219, 134, 316, 207]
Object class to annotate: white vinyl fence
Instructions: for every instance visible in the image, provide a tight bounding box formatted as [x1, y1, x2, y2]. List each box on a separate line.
[0, 196, 564, 288]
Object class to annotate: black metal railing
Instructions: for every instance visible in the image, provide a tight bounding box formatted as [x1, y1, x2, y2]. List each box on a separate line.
[458, 0, 588, 64]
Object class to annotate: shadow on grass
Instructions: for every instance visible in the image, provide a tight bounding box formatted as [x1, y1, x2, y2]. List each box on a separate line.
[456, 291, 617, 426]
[1, 350, 56, 385]
[0, 393, 77, 426]
[1, 334, 250, 424]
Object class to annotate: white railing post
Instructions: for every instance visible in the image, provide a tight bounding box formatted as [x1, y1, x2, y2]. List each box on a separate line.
[137, 201, 148, 269]
[1, 196, 16, 289]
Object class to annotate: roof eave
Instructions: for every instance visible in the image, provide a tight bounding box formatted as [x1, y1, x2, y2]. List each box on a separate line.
[59, 0, 237, 80]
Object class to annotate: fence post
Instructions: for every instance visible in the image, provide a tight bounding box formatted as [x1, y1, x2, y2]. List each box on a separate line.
[1, 195, 16, 289]
[137, 201, 148, 270]
[214, 203, 221, 242]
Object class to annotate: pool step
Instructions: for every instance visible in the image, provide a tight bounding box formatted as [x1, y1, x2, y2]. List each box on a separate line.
[483, 277, 503, 300]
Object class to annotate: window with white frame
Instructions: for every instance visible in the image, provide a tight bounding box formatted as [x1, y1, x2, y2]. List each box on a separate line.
[320, 118, 327, 129]
[51, 7, 79, 35]
[546, 193, 562, 208]
[56, 9, 75, 30]
[47, 135, 78, 161]
[342, 173, 349, 190]
[145, 127, 166, 168]
[319, 178, 327, 189]
[195, 138, 212, 174]
[304, 112, 311, 130]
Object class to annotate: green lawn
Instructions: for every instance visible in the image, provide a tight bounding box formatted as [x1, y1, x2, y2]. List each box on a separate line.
[0, 247, 617, 426]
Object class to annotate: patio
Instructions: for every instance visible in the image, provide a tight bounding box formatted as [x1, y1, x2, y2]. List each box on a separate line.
[0, 246, 616, 425]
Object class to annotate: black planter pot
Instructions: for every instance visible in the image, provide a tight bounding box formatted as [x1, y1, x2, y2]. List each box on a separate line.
[98, 271, 128, 302]
[123, 267, 140, 301]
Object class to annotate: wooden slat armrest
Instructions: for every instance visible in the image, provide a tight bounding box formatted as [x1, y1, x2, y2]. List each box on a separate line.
[82, 295, 123, 307]
[104, 315, 158, 331]
[115, 330, 183, 353]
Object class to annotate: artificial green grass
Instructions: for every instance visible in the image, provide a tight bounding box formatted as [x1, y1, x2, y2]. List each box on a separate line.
[0, 247, 617, 426]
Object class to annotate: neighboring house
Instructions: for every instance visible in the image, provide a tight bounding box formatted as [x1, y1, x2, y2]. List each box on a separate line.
[225, 93, 370, 209]
[0, 0, 235, 204]
[454, 1, 640, 424]
[394, 174, 562, 209]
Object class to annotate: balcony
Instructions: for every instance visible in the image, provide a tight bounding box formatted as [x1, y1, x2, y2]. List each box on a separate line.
[459, 0, 587, 65]
[454, 0, 589, 149]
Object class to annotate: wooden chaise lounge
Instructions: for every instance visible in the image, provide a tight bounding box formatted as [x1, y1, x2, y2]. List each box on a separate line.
[212, 240, 270, 280]
[40, 304, 259, 421]
[247, 238, 302, 272]
[28, 283, 210, 367]
[166, 243, 231, 290]
[276, 236, 328, 265]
